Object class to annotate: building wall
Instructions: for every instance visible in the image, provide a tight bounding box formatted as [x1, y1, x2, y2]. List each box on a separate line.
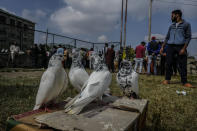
[0, 9, 35, 51]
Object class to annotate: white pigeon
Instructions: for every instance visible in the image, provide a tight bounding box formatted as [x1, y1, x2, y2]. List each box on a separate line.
[69, 50, 89, 92]
[65, 54, 112, 114]
[116, 60, 139, 98]
[33, 54, 68, 110]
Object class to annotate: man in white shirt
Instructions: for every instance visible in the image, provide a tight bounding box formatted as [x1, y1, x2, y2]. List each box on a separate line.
[10, 42, 19, 63]
[103, 43, 108, 63]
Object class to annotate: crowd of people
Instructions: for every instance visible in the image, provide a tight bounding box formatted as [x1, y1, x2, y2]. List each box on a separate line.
[11, 37, 180, 78]
[27, 39, 172, 76]
[30, 44, 71, 69]
[29, 43, 129, 72]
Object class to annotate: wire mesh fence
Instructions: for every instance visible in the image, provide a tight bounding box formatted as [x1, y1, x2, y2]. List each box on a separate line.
[0, 22, 121, 68]
[187, 39, 197, 58]
[0, 23, 120, 51]
[94, 42, 121, 52]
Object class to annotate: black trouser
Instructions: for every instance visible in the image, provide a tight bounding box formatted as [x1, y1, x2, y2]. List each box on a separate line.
[160, 55, 166, 75]
[172, 54, 179, 75]
[108, 60, 114, 73]
[165, 44, 187, 84]
[118, 58, 122, 70]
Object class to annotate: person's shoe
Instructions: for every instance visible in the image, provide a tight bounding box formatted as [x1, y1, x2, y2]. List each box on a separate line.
[162, 80, 170, 85]
[183, 83, 195, 88]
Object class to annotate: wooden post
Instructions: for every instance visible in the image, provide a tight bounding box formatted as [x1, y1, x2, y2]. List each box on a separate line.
[74, 39, 77, 48]
[52, 34, 54, 46]
[120, 0, 124, 49]
[148, 0, 153, 42]
[45, 29, 48, 47]
[92, 43, 94, 49]
[123, 0, 128, 48]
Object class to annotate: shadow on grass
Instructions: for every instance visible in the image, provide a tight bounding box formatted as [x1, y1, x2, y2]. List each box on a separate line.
[145, 112, 165, 131]
[0, 85, 38, 130]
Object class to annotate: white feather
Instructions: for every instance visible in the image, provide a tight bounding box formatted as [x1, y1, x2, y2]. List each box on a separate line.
[130, 71, 139, 95]
[69, 50, 89, 92]
[33, 54, 68, 110]
[65, 69, 112, 114]
[69, 67, 89, 92]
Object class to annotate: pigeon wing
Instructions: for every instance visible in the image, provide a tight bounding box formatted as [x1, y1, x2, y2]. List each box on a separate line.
[59, 70, 68, 95]
[66, 81, 101, 115]
[66, 71, 111, 115]
[130, 71, 139, 95]
[33, 69, 55, 110]
[69, 68, 89, 91]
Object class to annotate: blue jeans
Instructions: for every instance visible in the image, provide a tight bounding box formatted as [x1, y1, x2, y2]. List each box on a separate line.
[147, 55, 157, 75]
[134, 58, 143, 73]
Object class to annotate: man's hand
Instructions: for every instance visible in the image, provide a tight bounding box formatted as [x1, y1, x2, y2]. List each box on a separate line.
[179, 48, 185, 55]
[163, 53, 166, 56]
[160, 47, 164, 54]
[179, 44, 188, 55]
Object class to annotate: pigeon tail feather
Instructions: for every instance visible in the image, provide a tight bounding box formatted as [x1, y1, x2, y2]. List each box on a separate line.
[81, 80, 89, 92]
[67, 105, 85, 115]
[64, 94, 81, 110]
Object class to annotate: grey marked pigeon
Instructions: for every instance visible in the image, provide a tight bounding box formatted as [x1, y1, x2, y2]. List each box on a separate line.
[69, 49, 89, 92]
[116, 60, 139, 98]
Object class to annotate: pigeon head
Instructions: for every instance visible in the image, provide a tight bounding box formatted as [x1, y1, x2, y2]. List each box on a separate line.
[72, 50, 81, 61]
[71, 50, 83, 68]
[117, 60, 133, 88]
[92, 53, 107, 71]
[48, 54, 64, 67]
[119, 60, 132, 74]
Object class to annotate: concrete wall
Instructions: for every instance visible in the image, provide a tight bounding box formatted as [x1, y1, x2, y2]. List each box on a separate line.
[0, 9, 35, 51]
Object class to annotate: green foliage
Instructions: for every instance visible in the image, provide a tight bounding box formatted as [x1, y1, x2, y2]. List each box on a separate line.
[125, 47, 135, 62]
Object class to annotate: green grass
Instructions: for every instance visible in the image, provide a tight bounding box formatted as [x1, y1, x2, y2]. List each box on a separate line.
[0, 68, 45, 72]
[0, 70, 197, 131]
[139, 75, 197, 131]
